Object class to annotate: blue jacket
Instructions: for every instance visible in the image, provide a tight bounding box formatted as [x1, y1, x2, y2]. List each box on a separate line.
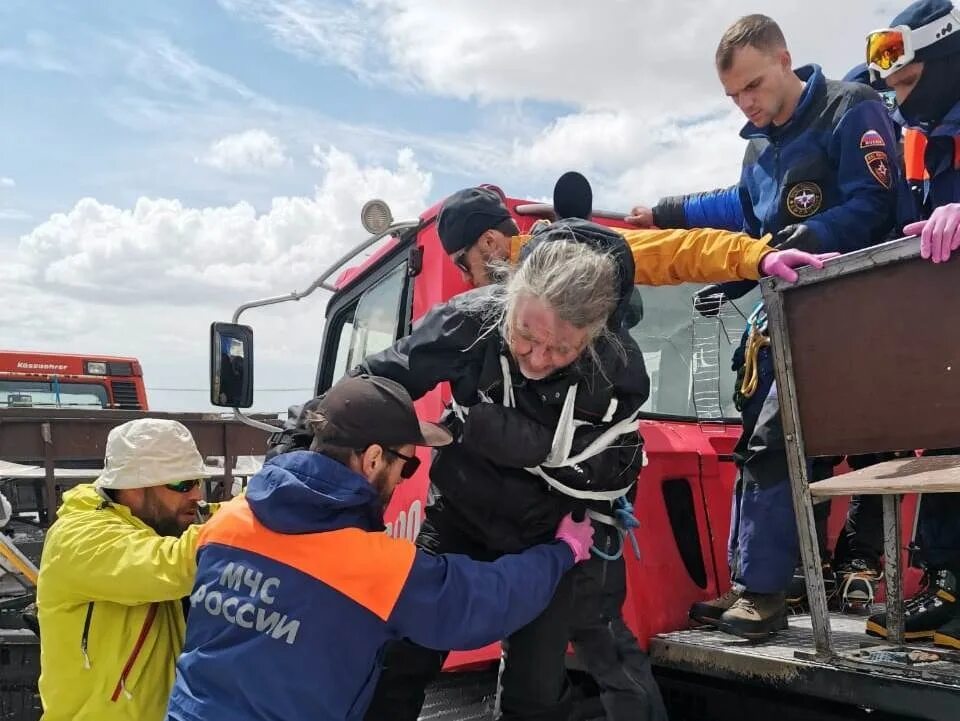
[738, 65, 903, 252]
[653, 185, 744, 231]
[917, 97, 960, 209]
[166, 451, 574, 721]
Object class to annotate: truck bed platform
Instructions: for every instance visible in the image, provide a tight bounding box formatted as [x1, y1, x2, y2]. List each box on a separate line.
[650, 613, 960, 721]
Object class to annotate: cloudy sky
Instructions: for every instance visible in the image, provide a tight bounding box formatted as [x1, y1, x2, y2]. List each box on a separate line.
[1, 0, 899, 413]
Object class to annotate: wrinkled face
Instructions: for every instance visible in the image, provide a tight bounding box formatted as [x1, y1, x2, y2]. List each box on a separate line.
[719, 45, 794, 127]
[451, 230, 512, 287]
[128, 482, 202, 537]
[507, 296, 591, 380]
[886, 62, 924, 106]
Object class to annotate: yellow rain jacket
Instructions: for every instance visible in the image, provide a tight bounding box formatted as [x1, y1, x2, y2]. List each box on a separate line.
[37, 484, 203, 721]
[510, 227, 773, 285]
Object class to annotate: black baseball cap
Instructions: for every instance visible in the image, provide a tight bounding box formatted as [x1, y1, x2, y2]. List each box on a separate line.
[437, 187, 512, 254]
[314, 374, 452, 449]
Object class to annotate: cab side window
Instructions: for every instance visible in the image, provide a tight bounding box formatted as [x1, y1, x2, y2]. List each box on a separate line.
[325, 263, 409, 389]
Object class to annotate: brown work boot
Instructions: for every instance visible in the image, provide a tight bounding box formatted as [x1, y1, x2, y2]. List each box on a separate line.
[720, 592, 788, 640]
[690, 587, 741, 627]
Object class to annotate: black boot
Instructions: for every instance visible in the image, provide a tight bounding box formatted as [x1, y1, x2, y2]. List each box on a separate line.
[835, 557, 881, 611]
[784, 562, 836, 609]
[866, 569, 958, 640]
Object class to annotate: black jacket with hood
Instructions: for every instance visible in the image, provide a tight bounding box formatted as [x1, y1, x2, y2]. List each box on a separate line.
[355, 221, 649, 552]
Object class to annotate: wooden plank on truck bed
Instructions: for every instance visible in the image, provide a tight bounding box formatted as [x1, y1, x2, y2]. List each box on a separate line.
[0, 408, 278, 461]
[810, 454, 960, 496]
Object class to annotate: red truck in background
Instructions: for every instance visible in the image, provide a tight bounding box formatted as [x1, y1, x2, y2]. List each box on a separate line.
[0, 350, 148, 411]
[215, 192, 946, 719]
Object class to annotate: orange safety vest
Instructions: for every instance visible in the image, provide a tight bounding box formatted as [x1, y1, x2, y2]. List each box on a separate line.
[903, 128, 929, 183]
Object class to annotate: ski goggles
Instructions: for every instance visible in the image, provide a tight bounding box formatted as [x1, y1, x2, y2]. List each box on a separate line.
[866, 10, 960, 79]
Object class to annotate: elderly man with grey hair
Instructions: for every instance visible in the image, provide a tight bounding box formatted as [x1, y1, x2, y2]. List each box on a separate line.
[37, 418, 213, 721]
[357, 221, 653, 721]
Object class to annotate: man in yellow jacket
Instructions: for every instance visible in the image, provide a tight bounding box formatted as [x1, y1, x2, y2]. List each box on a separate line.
[438, 185, 829, 290]
[36, 418, 213, 721]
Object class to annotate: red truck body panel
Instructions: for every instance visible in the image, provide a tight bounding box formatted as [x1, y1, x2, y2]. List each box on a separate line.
[0, 350, 148, 410]
[326, 193, 921, 670]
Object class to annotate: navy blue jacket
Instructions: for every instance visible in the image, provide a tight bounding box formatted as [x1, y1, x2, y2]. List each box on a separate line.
[167, 451, 574, 721]
[917, 97, 960, 210]
[738, 65, 902, 252]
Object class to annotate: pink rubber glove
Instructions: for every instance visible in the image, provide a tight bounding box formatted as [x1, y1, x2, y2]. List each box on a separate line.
[555, 513, 595, 563]
[904, 203, 960, 264]
[759, 249, 841, 283]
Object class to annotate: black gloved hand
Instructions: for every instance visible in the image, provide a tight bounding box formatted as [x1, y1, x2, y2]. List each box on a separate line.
[692, 279, 758, 318]
[440, 408, 465, 444]
[773, 224, 821, 253]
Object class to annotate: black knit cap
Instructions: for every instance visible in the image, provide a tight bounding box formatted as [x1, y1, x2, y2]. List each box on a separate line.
[521, 218, 636, 330]
[890, 0, 960, 62]
[437, 187, 512, 254]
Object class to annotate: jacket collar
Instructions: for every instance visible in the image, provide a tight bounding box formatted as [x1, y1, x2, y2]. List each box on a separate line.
[245, 451, 385, 534]
[928, 97, 960, 137]
[740, 64, 824, 140]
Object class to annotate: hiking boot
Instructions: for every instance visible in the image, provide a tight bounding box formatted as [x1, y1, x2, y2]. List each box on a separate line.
[690, 587, 740, 626]
[866, 569, 958, 640]
[836, 558, 881, 611]
[933, 615, 960, 650]
[720, 592, 788, 640]
[785, 562, 836, 609]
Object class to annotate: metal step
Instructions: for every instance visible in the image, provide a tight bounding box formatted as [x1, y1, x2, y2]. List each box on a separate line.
[651, 613, 960, 721]
[419, 669, 497, 721]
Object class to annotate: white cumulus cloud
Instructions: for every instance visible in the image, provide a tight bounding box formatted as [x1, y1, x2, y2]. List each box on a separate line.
[199, 129, 289, 173]
[224, 1, 891, 110]
[0, 177, 14, 188]
[6, 148, 432, 411]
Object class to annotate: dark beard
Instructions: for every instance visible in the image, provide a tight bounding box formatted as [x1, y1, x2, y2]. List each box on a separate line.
[141, 489, 190, 537]
[372, 467, 394, 510]
[143, 514, 186, 538]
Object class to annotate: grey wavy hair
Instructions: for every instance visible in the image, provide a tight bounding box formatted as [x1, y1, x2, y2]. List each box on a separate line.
[466, 239, 624, 374]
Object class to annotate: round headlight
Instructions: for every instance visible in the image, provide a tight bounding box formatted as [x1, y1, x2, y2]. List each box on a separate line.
[360, 199, 394, 235]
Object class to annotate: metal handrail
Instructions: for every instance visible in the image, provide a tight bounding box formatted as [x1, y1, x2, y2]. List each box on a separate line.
[229, 220, 420, 432]
[513, 203, 630, 222]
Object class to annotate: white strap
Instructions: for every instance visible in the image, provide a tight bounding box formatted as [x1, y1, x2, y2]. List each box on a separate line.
[541, 385, 579, 466]
[587, 508, 618, 526]
[601, 398, 618, 423]
[500, 355, 516, 408]
[495, 353, 640, 499]
[543, 413, 641, 469]
[528, 466, 636, 500]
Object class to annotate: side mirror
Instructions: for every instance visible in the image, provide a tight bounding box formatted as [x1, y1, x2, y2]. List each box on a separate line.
[210, 322, 254, 408]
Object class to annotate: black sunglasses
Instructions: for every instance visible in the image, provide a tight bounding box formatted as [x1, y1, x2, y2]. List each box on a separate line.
[452, 249, 471, 274]
[165, 479, 202, 493]
[384, 448, 421, 479]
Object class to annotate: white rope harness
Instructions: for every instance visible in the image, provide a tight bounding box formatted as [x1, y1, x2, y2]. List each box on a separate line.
[453, 355, 644, 502]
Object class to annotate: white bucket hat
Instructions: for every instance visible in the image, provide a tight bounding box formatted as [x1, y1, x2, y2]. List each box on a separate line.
[95, 419, 212, 490]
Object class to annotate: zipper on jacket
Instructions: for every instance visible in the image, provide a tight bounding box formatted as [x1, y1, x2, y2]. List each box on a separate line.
[110, 602, 158, 702]
[770, 139, 782, 232]
[80, 602, 94, 669]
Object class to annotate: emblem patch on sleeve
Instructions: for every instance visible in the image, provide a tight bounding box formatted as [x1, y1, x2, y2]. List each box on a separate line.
[860, 129, 886, 149]
[865, 150, 893, 188]
[786, 182, 823, 218]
